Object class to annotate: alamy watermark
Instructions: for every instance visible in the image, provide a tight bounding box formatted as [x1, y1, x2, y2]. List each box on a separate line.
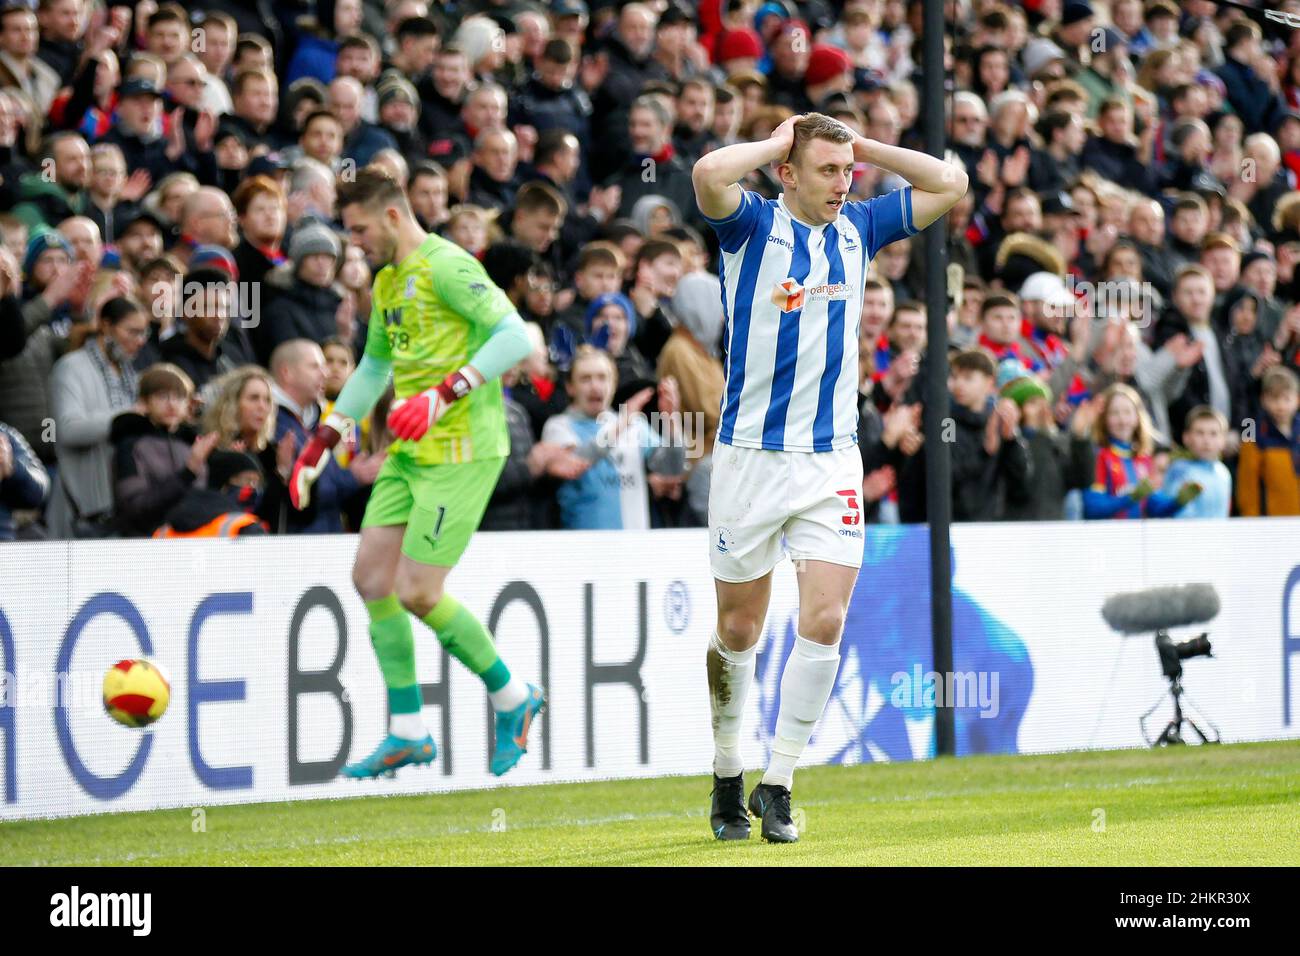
[150, 277, 262, 329]
[50, 886, 151, 936]
[1042, 277, 1161, 328]
[596, 409, 709, 460]
[890, 665, 1001, 718]
[1, 668, 106, 712]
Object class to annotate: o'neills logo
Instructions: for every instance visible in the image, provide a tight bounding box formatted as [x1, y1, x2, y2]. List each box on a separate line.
[771, 278, 804, 313]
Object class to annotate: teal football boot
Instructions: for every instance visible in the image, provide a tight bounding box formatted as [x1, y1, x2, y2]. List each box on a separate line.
[490, 684, 546, 776]
[341, 733, 437, 779]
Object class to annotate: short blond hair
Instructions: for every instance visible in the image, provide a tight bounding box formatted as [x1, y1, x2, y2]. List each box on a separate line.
[1262, 365, 1300, 398]
[567, 344, 618, 387]
[1183, 405, 1228, 433]
[787, 112, 855, 167]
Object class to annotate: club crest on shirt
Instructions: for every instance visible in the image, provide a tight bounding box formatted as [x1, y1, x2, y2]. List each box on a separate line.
[771, 278, 804, 313]
[405, 275, 416, 298]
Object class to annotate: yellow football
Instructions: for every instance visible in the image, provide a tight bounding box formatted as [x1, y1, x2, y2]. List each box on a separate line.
[102, 658, 171, 728]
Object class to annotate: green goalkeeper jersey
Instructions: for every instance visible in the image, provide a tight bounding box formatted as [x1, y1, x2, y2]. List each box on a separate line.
[366, 232, 515, 465]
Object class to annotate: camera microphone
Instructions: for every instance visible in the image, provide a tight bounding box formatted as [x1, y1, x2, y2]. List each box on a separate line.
[1100, 583, 1220, 636]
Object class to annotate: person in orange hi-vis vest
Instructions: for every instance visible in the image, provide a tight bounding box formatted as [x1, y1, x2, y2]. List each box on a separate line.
[153, 450, 269, 538]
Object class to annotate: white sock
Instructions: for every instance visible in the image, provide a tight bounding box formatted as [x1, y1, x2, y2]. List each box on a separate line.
[709, 631, 756, 778]
[489, 676, 529, 712]
[389, 713, 427, 740]
[762, 634, 841, 790]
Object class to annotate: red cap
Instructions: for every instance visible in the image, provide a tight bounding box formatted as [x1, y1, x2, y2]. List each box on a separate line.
[805, 43, 853, 88]
[716, 28, 764, 63]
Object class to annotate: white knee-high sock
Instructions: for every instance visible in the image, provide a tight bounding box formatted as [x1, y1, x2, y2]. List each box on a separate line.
[390, 713, 427, 740]
[708, 631, 755, 778]
[762, 634, 841, 790]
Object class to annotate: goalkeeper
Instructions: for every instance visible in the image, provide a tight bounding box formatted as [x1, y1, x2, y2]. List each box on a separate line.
[290, 168, 544, 779]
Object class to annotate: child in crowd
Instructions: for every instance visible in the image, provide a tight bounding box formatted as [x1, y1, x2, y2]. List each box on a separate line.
[111, 363, 219, 536]
[550, 242, 625, 366]
[443, 204, 492, 258]
[1236, 366, 1300, 515]
[1164, 405, 1232, 517]
[1084, 383, 1201, 518]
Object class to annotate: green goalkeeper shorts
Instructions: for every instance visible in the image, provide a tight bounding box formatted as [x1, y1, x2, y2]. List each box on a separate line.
[361, 452, 506, 566]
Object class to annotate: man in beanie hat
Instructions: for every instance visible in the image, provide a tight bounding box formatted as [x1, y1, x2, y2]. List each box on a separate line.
[766, 19, 815, 112]
[1021, 38, 1069, 84]
[716, 28, 764, 74]
[1052, 0, 1096, 72]
[188, 244, 239, 281]
[1075, 28, 1133, 119]
[213, 118, 252, 195]
[376, 73, 428, 169]
[159, 266, 241, 394]
[1013, 269, 1086, 395]
[645, 3, 701, 86]
[153, 449, 269, 537]
[22, 226, 75, 294]
[183, 247, 258, 368]
[804, 43, 853, 108]
[263, 218, 344, 355]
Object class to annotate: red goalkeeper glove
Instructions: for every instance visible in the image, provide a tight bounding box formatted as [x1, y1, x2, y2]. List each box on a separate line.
[387, 367, 483, 442]
[289, 412, 347, 510]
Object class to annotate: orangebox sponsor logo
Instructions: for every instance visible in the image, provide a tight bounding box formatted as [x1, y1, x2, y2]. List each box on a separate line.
[771, 278, 804, 312]
[805, 282, 853, 302]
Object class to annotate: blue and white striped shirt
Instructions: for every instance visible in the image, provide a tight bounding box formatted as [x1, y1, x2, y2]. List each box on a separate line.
[705, 187, 916, 452]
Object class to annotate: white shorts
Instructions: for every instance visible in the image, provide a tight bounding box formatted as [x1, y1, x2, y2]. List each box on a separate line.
[708, 443, 866, 583]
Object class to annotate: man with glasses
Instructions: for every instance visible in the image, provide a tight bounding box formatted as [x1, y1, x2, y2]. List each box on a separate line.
[949, 91, 989, 174]
[166, 54, 209, 111]
[175, 187, 239, 268]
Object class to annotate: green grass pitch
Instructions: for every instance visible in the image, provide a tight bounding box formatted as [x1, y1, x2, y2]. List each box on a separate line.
[3, 740, 1297, 866]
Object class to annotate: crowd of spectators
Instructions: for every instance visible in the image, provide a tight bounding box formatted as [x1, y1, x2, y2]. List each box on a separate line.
[5, 0, 1300, 542]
